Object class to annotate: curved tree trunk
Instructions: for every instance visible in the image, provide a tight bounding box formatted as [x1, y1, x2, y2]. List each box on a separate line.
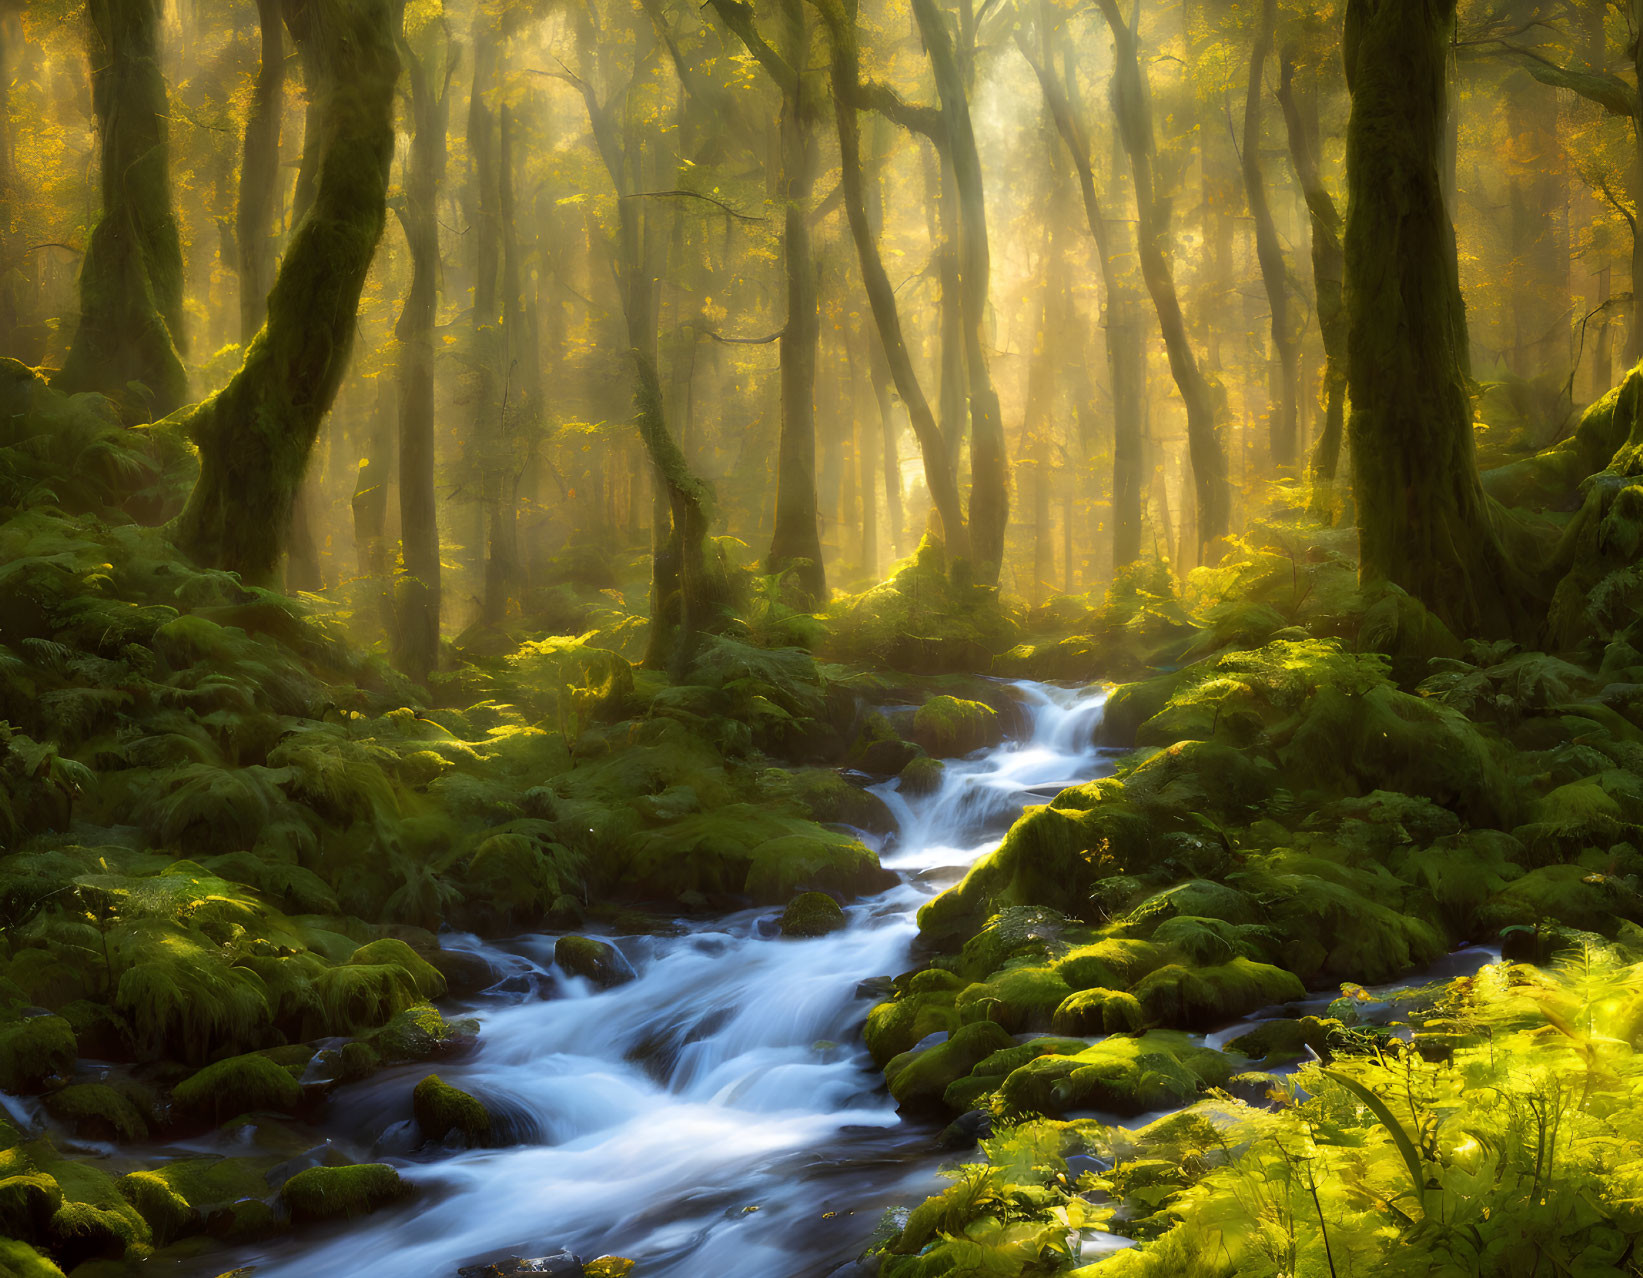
[391, 10, 452, 684]
[1096, 0, 1229, 561]
[1240, 0, 1299, 471]
[54, 0, 187, 422]
[912, 0, 1007, 585]
[236, 0, 284, 344]
[815, 0, 970, 568]
[1343, 0, 1527, 638]
[176, 0, 398, 582]
[1276, 53, 1348, 520]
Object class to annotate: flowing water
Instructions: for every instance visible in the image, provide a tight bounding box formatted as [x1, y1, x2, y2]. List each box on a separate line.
[199, 681, 1120, 1277]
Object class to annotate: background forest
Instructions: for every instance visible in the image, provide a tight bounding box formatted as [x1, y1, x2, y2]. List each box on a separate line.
[7, 0, 1643, 1276]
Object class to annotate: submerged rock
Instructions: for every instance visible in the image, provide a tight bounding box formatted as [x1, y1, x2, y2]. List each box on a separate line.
[554, 936, 636, 988]
[457, 1252, 583, 1278]
[413, 1074, 492, 1146]
[779, 892, 845, 938]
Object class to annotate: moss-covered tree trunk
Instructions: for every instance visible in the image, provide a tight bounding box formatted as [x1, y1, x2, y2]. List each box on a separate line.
[236, 0, 284, 344]
[391, 10, 452, 683]
[485, 101, 532, 624]
[1096, 0, 1229, 561]
[1240, 0, 1299, 471]
[1343, 0, 1528, 638]
[817, 0, 971, 568]
[1276, 52, 1347, 520]
[54, 0, 187, 422]
[913, 0, 1007, 586]
[175, 0, 397, 582]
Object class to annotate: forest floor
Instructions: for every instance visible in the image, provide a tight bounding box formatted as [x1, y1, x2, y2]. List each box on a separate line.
[4, 355, 1643, 1277]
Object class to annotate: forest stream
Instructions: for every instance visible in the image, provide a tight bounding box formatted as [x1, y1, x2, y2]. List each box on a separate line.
[160, 681, 1117, 1277]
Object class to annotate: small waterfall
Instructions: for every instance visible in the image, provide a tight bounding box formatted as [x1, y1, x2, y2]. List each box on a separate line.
[226, 680, 1119, 1278]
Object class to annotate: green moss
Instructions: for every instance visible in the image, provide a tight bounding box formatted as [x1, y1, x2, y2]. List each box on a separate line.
[0, 1173, 62, 1242]
[366, 1003, 477, 1064]
[42, 1085, 149, 1143]
[1132, 958, 1306, 1028]
[778, 892, 845, 938]
[897, 755, 945, 797]
[310, 937, 446, 1036]
[1054, 938, 1169, 991]
[583, 1259, 635, 1278]
[278, 1163, 410, 1222]
[993, 1031, 1232, 1119]
[955, 965, 1073, 1033]
[122, 1156, 278, 1243]
[957, 906, 1070, 979]
[116, 1171, 196, 1247]
[1226, 1015, 1341, 1063]
[554, 935, 636, 987]
[47, 1198, 148, 1262]
[1479, 863, 1640, 937]
[412, 1074, 491, 1146]
[1051, 987, 1144, 1035]
[884, 1020, 1015, 1109]
[787, 769, 895, 834]
[743, 833, 893, 904]
[0, 1238, 64, 1278]
[172, 1052, 303, 1123]
[864, 992, 961, 1067]
[911, 696, 1003, 757]
[0, 1018, 75, 1094]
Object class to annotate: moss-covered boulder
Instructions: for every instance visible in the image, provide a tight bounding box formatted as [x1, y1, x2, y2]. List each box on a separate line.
[743, 833, 894, 904]
[172, 1051, 303, 1123]
[993, 1031, 1233, 1119]
[0, 1172, 62, 1243]
[412, 1074, 491, 1147]
[279, 1164, 411, 1223]
[864, 988, 961, 1067]
[0, 1237, 63, 1278]
[119, 1156, 280, 1243]
[118, 1171, 198, 1247]
[955, 965, 1073, 1034]
[583, 1258, 636, 1278]
[367, 1003, 479, 1064]
[884, 1019, 1015, 1109]
[911, 696, 1003, 758]
[42, 1084, 150, 1143]
[0, 1017, 75, 1094]
[1132, 959, 1305, 1029]
[1227, 1015, 1343, 1063]
[897, 755, 944, 797]
[788, 769, 895, 834]
[554, 936, 636, 988]
[778, 892, 845, 938]
[1051, 987, 1144, 1035]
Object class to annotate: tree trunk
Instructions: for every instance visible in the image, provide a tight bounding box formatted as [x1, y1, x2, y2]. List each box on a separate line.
[1240, 0, 1299, 470]
[1276, 54, 1348, 519]
[1096, 0, 1229, 559]
[54, 0, 187, 422]
[176, 0, 397, 582]
[1343, 0, 1527, 638]
[483, 102, 529, 625]
[352, 374, 394, 577]
[913, 0, 1007, 584]
[391, 11, 451, 682]
[816, 0, 970, 567]
[236, 0, 284, 344]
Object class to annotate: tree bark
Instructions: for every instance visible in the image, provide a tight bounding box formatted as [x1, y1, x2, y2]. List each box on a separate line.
[912, 0, 1007, 585]
[1096, 0, 1229, 560]
[176, 0, 398, 582]
[391, 8, 453, 682]
[815, 0, 971, 567]
[237, 0, 284, 344]
[1240, 0, 1299, 470]
[54, 0, 187, 422]
[1343, 0, 1527, 637]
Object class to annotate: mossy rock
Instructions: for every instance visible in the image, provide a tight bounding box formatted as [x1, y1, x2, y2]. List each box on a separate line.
[1098, 672, 1190, 747]
[993, 1031, 1231, 1119]
[47, 1198, 147, 1266]
[779, 892, 845, 938]
[1226, 1015, 1340, 1063]
[554, 936, 636, 988]
[42, 1084, 150, 1143]
[788, 769, 895, 834]
[955, 965, 1073, 1034]
[1051, 987, 1144, 1035]
[367, 1004, 479, 1064]
[1125, 880, 1259, 928]
[911, 696, 1003, 758]
[0, 1017, 75, 1094]
[864, 992, 960, 1067]
[884, 1020, 1015, 1110]
[412, 1075, 491, 1147]
[957, 906, 1069, 979]
[0, 1173, 62, 1242]
[0, 1238, 63, 1278]
[1054, 938, 1170, 992]
[1477, 863, 1641, 937]
[1132, 959, 1305, 1029]
[583, 1259, 635, 1278]
[898, 756, 944, 797]
[278, 1164, 411, 1223]
[172, 1052, 303, 1124]
[117, 1171, 197, 1247]
[743, 834, 895, 905]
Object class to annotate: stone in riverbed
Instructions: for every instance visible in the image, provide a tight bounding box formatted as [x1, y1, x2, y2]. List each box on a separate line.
[457, 1252, 583, 1278]
[554, 936, 636, 988]
[413, 1074, 491, 1146]
[584, 1259, 636, 1278]
[779, 892, 845, 938]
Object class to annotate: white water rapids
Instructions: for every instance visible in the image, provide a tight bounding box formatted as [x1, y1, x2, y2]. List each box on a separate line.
[215, 681, 1117, 1277]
